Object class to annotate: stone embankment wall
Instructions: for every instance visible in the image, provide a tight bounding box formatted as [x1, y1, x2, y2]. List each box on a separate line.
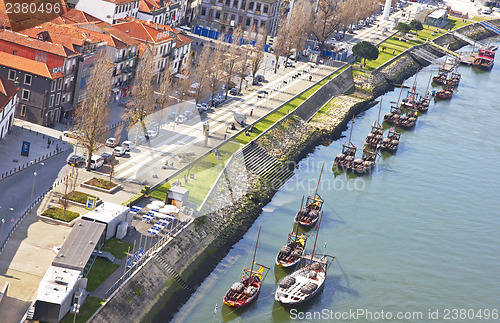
[89, 20, 500, 323]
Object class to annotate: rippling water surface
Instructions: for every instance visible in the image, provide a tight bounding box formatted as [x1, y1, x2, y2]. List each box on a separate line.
[168, 43, 500, 323]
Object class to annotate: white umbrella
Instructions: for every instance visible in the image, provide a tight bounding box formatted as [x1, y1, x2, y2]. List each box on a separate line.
[147, 203, 160, 211]
[152, 200, 165, 207]
[160, 205, 179, 214]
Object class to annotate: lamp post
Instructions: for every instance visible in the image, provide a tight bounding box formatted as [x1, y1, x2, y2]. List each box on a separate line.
[30, 161, 44, 208]
[0, 207, 13, 247]
[72, 303, 80, 323]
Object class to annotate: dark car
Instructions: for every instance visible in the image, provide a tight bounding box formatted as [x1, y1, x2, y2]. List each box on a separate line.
[257, 90, 269, 98]
[101, 153, 115, 164]
[252, 78, 259, 85]
[256, 75, 265, 82]
[67, 155, 85, 166]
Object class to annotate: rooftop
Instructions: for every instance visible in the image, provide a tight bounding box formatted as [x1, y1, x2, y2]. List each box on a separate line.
[82, 202, 130, 224]
[36, 266, 81, 305]
[428, 9, 447, 19]
[0, 74, 19, 110]
[112, 19, 175, 44]
[0, 30, 78, 58]
[52, 219, 106, 272]
[0, 52, 64, 79]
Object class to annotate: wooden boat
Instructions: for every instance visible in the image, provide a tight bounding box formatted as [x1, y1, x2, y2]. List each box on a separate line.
[432, 88, 453, 99]
[275, 211, 334, 306]
[365, 99, 384, 150]
[472, 49, 495, 70]
[415, 72, 432, 113]
[349, 148, 377, 174]
[223, 227, 269, 308]
[384, 83, 405, 125]
[276, 230, 308, 268]
[398, 108, 418, 129]
[380, 128, 401, 152]
[334, 118, 356, 170]
[295, 163, 324, 227]
[432, 72, 447, 85]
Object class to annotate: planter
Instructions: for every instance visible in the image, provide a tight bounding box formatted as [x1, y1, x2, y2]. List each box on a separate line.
[59, 197, 103, 208]
[82, 177, 121, 194]
[40, 206, 80, 224]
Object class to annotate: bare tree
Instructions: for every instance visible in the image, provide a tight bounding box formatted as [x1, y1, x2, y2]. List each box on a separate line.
[236, 45, 251, 92]
[125, 45, 156, 142]
[207, 39, 225, 106]
[250, 27, 266, 77]
[192, 46, 211, 104]
[73, 52, 113, 171]
[290, 0, 312, 62]
[222, 26, 244, 99]
[155, 70, 174, 126]
[311, 0, 345, 55]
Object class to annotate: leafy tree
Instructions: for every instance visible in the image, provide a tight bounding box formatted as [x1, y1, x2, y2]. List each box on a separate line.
[352, 41, 379, 67]
[396, 22, 411, 35]
[409, 19, 424, 35]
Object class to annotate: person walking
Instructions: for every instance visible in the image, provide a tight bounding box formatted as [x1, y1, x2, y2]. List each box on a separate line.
[250, 108, 253, 117]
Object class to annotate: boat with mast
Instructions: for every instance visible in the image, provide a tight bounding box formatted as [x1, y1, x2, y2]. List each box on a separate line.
[398, 106, 418, 129]
[334, 118, 356, 171]
[472, 48, 495, 70]
[380, 118, 401, 152]
[294, 163, 325, 227]
[275, 210, 334, 306]
[415, 73, 432, 113]
[384, 83, 404, 125]
[223, 227, 270, 308]
[432, 54, 449, 85]
[349, 148, 377, 174]
[432, 73, 454, 100]
[364, 99, 384, 150]
[275, 226, 308, 268]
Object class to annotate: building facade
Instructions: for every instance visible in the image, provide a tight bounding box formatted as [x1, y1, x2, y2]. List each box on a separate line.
[194, 0, 282, 37]
[70, 0, 140, 24]
[0, 74, 18, 140]
[137, 0, 183, 26]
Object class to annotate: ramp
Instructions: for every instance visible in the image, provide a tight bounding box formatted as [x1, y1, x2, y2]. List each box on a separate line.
[480, 21, 500, 35]
[410, 47, 441, 63]
[452, 31, 486, 48]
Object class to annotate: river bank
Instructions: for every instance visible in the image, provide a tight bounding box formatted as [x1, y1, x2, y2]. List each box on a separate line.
[89, 20, 500, 323]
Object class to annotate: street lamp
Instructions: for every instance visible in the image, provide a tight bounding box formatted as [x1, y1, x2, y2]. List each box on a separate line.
[72, 303, 80, 323]
[0, 207, 13, 247]
[30, 161, 44, 209]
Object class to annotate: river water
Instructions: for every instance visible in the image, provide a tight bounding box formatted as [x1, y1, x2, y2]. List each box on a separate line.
[168, 42, 500, 323]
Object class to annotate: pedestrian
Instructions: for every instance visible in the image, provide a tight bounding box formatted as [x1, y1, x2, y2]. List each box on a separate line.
[250, 108, 253, 117]
[377, 24, 379, 28]
[393, 49, 396, 55]
[224, 133, 227, 140]
[309, 75, 312, 82]
[382, 46, 386, 52]
[277, 64, 280, 69]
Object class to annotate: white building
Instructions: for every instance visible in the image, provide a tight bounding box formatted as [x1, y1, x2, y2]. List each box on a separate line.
[32, 266, 82, 323]
[69, 0, 140, 24]
[0, 74, 18, 140]
[82, 202, 131, 240]
[137, 0, 183, 26]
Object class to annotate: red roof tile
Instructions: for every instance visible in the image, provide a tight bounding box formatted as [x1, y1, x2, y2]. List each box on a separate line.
[112, 19, 174, 44]
[175, 33, 194, 49]
[0, 74, 18, 110]
[0, 51, 64, 79]
[0, 30, 78, 57]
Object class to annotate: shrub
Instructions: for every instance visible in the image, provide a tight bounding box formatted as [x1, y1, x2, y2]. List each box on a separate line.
[63, 191, 98, 204]
[85, 177, 118, 190]
[41, 207, 79, 222]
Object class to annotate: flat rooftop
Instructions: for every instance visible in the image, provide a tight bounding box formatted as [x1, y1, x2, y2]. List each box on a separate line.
[36, 266, 80, 305]
[52, 219, 106, 272]
[82, 202, 130, 224]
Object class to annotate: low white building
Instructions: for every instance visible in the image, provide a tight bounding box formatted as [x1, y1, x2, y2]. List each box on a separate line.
[69, 0, 140, 24]
[82, 202, 131, 240]
[0, 74, 18, 140]
[32, 266, 82, 323]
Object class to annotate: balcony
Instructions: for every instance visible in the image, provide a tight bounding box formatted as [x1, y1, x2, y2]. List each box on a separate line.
[114, 55, 127, 63]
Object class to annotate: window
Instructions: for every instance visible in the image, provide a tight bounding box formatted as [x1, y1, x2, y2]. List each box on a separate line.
[13, 50, 17, 55]
[231, 14, 236, 22]
[261, 20, 266, 27]
[238, 15, 243, 25]
[58, 78, 63, 90]
[49, 94, 54, 107]
[240, 0, 246, 10]
[201, 7, 206, 16]
[256, 3, 261, 12]
[208, 8, 214, 19]
[62, 95, 66, 103]
[263, 4, 268, 13]
[22, 89, 30, 101]
[223, 12, 228, 21]
[8, 70, 15, 81]
[215, 11, 221, 19]
[232, 0, 238, 8]
[225, 0, 230, 6]
[20, 105, 26, 117]
[246, 17, 251, 26]
[56, 93, 61, 105]
[51, 80, 56, 92]
[248, 1, 254, 10]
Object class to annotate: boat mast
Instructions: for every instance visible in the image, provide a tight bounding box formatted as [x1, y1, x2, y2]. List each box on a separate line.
[310, 162, 325, 206]
[376, 96, 383, 127]
[307, 210, 323, 273]
[348, 116, 354, 146]
[249, 226, 261, 279]
[425, 71, 432, 98]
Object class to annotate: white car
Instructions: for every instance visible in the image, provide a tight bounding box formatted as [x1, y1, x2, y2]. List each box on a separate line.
[106, 137, 118, 147]
[113, 146, 126, 156]
[177, 115, 188, 124]
[146, 129, 158, 138]
[121, 140, 135, 151]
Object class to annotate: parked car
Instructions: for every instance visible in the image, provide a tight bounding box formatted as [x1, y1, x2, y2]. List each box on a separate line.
[67, 155, 85, 166]
[101, 153, 114, 164]
[256, 75, 265, 82]
[197, 103, 209, 113]
[229, 87, 239, 95]
[252, 78, 259, 85]
[113, 146, 126, 156]
[257, 90, 269, 99]
[63, 130, 81, 139]
[285, 61, 293, 67]
[183, 111, 194, 120]
[87, 155, 104, 170]
[106, 137, 118, 147]
[121, 140, 135, 151]
[482, 7, 491, 14]
[146, 129, 158, 138]
[177, 115, 188, 124]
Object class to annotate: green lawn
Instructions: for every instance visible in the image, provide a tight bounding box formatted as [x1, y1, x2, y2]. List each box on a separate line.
[41, 207, 80, 223]
[150, 140, 241, 207]
[86, 258, 120, 292]
[100, 238, 134, 259]
[444, 17, 475, 30]
[60, 296, 105, 323]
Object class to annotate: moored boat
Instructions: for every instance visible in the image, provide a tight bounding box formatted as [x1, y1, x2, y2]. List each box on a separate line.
[294, 163, 325, 227]
[223, 227, 270, 308]
[432, 88, 453, 100]
[276, 231, 308, 268]
[380, 128, 401, 152]
[398, 108, 418, 129]
[348, 148, 377, 174]
[334, 118, 356, 170]
[364, 99, 384, 150]
[472, 49, 495, 70]
[275, 211, 334, 306]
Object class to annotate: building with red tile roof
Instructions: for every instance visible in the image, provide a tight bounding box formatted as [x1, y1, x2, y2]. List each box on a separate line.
[0, 74, 18, 140]
[70, 0, 140, 24]
[137, 0, 182, 27]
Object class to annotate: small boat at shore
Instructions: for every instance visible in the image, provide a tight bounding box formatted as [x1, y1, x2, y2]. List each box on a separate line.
[295, 163, 325, 227]
[365, 99, 384, 150]
[275, 211, 334, 306]
[334, 118, 356, 170]
[384, 83, 405, 125]
[472, 48, 495, 70]
[432, 88, 454, 99]
[349, 148, 377, 174]
[276, 230, 308, 268]
[380, 127, 401, 152]
[223, 227, 269, 308]
[398, 108, 418, 129]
